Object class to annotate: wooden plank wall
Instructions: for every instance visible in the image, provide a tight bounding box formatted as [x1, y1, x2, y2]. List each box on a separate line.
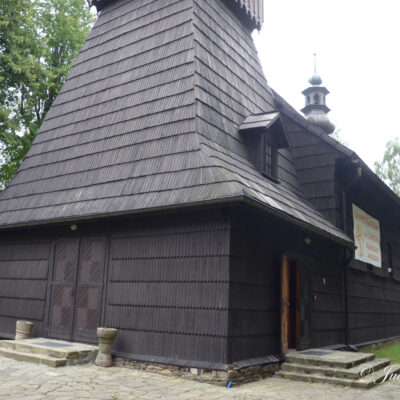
[104, 213, 231, 365]
[348, 269, 400, 343]
[343, 179, 400, 344]
[284, 116, 340, 225]
[229, 209, 280, 361]
[309, 245, 345, 347]
[228, 207, 345, 361]
[0, 240, 51, 338]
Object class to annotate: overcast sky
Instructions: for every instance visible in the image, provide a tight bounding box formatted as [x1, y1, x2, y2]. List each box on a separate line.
[252, 0, 400, 169]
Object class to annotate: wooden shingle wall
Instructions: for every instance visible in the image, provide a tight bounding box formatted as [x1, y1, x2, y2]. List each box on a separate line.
[229, 209, 280, 361]
[228, 206, 345, 360]
[191, 0, 347, 242]
[0, 0, 203, 226]
[0, 240, 51, 338]
[284, 116, 340, 225]
[341, 178, 400, 344]
[104, 213, 231, 366]
[348, 270, 400, 344]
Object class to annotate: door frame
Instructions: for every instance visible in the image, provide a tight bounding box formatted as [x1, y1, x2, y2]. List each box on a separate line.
[280, 253, 314, 354]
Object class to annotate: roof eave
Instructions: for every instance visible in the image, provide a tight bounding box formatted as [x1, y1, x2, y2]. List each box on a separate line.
[0, 194, 353, 248]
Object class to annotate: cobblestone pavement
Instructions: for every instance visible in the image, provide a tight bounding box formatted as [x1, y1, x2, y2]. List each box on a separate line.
[1, 356, 400, 400]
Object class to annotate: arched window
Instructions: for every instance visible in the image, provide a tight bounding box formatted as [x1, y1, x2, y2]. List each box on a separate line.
[313, 93, 320, 105]
[306, 95, 310, 105]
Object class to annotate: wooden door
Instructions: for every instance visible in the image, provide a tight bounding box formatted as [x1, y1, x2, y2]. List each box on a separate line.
[73, 237, 106, 342]
[48, 238, 79, 340]
[280, 255, 290, 355]
[297, 266, 312, 350]
[48, 237, 106, 342]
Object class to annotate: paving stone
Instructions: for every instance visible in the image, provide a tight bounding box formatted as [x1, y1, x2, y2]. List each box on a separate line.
[2, 355, 400, 399]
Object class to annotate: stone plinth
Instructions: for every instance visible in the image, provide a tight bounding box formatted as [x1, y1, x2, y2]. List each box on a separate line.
[95, 327, 117, 367]
[15, 320, 33, 340]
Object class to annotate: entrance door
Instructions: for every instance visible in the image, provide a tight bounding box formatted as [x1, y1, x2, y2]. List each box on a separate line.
[281, 257, 313, 354]
[48, 237, 106, 342]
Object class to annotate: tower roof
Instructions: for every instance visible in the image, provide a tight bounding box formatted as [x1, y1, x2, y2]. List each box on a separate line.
[302, 54, 335, 134]
[89, 0, 264, 30]
[0, 0, 350, 245]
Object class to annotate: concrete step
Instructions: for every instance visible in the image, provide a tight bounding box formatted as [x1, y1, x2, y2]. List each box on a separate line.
[276, 362, 400, 389]
[0, 338, 98, 367]
[276, 370, 359, 387]
[286, 349, 375, 369]
[281, 357, 390, 380]
[0, 347, 67, 367]
[354, 363, 400, 388]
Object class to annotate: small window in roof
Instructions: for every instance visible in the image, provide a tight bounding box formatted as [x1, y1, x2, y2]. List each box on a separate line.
[239, 112, 289, 181]
[263, 136, 277, 179]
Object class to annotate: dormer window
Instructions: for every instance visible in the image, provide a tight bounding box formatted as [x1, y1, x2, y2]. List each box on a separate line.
[239, 112, 289, 181]
[263, 136, 277, 179]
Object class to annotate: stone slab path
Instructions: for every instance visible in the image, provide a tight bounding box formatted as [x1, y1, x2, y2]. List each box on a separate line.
[0, 355, 400, 399]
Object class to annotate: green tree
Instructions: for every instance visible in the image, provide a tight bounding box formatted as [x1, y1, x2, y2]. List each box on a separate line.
[0, 0, 95, 189]
[375, 138, 400, 196]
[331, 128, 349, 147]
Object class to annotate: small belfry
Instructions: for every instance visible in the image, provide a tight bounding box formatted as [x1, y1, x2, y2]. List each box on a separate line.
[301, 54, 335, 134]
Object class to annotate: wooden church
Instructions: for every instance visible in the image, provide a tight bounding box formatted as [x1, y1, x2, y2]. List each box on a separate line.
[1, 0, 400, 375]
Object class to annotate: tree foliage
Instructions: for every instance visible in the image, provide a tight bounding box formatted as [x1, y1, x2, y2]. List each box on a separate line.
[0, 0, 95, 189]
[375, 138, 400, 196]
[331, 128, 349, 147]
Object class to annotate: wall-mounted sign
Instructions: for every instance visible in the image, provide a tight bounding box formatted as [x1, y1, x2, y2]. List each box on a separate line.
[352, 204, 381, 268]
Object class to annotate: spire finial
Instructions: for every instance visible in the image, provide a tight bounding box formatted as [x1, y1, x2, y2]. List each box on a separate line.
[313, 53, 317, 75]
[309, 53, 322, 86]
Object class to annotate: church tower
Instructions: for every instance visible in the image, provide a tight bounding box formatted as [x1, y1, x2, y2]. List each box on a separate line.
[301, 54, 335, 134]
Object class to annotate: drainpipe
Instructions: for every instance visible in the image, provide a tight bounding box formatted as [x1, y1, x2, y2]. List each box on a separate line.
[341, 162, 362, 346]
[343, 248, 353, 346]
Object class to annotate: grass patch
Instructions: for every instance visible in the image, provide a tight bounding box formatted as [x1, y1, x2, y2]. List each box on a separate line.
[361, 339, 400, 364]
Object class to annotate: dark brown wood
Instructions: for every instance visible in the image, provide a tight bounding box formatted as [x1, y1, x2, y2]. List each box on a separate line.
[48, 237, 106, 342]
[48, 238, 79, 340]
[281, 256, 290, 355]
[296, 265, 300, 347]
[0, 0, 400, 370]
[73, 237, 106, 342]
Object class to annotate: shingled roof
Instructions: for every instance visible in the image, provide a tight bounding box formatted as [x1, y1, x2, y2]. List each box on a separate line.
[0, 0, 351, 245]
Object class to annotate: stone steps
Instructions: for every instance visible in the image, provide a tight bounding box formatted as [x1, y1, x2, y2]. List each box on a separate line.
[285, 349, 375, 368]
[277, 348, 400, 389]
[276, 363, 400, 389]
[0, 347, 67, 367]
[0, 338, 98, 367]
[281, 357, 390, 380]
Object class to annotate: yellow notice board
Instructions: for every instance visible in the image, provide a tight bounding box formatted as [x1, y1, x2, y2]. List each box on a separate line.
[352, 204, 381, 268]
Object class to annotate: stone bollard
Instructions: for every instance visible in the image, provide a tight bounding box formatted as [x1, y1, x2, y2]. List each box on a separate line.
[95, 327, 118, 367]
[15, 320, 34, 340]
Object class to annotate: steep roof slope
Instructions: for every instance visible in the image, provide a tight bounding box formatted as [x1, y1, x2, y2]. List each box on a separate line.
[0, 0, 351, 244]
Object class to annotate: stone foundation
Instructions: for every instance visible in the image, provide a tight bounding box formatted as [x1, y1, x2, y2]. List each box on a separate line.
[113, 357, 280, 385]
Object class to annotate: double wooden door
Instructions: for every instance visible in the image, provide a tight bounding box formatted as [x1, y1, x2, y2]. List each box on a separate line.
[48, 237, 106, 343]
